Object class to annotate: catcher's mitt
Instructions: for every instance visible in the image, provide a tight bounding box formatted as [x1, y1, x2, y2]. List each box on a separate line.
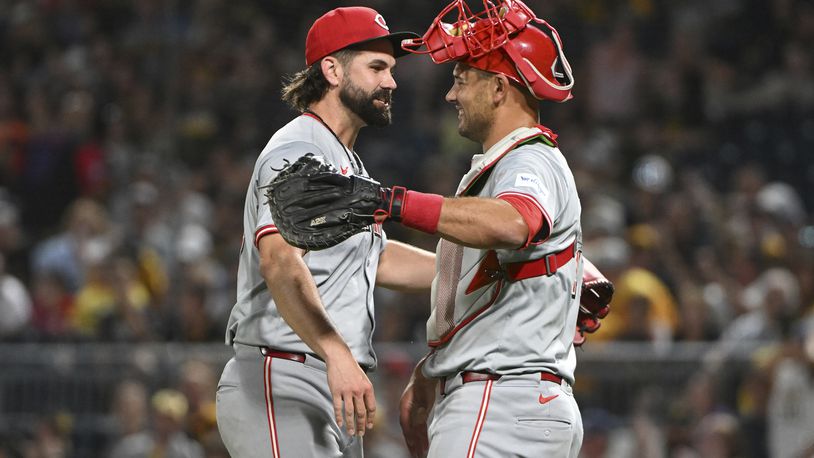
[574, 257, 613, 347]
[264, 154, 404, 250]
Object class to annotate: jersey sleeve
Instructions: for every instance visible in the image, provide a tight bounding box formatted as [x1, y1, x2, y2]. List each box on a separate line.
[490, 146, 561, 245]
[498, 193, 543, 249]
[254, 141, 326, 246]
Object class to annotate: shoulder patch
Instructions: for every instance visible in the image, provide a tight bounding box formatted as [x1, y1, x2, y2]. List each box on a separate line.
[514, 173, 544, 193]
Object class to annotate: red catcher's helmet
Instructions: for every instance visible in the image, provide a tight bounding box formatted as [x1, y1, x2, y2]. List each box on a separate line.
[402, 0, 574, 102]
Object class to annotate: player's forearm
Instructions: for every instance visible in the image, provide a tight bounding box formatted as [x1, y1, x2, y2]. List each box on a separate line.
[392, 190, 528, 249]
[260, 245, 353, 363]
[434, 197, 528, 249]
[411, 353, 433, 384]
[376, 240, 435, 292]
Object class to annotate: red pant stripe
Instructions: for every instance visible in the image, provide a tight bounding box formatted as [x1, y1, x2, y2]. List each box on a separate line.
[264, 356, 281, 458]
[466, 379, 493, 458]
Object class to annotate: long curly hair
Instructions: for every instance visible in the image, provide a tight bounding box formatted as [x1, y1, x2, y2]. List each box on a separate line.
[281, 50, 356, 112]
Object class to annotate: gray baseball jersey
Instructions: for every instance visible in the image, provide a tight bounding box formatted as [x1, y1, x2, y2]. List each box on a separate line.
[424, 126, 583, 382]
[423, 126, 584, 457]
[224, 113, 386, 367]
[217, 113, 384, 458]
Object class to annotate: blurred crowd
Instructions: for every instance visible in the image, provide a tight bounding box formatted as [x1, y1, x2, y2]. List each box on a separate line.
[9, 356, 229, 458]
[1, 0, 813, 457]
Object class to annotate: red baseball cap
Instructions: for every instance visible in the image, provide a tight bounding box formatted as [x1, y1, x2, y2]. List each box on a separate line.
[305, 7, 418, 66]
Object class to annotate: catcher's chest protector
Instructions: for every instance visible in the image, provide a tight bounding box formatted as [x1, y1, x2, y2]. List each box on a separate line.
[424, 126, 583, 385]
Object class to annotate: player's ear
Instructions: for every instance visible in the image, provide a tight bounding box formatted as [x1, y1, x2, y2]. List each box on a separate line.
[491, 74, 510, 105]
[321, 56, 342, 87]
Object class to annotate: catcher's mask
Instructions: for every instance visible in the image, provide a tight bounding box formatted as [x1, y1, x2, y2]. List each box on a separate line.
[402, 0, 574, 102]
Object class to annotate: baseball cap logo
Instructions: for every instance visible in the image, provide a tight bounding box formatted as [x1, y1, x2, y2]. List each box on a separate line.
[374, 14, 389, 31]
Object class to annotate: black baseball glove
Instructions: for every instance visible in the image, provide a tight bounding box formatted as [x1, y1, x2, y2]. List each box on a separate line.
[264, 154, 405, 250]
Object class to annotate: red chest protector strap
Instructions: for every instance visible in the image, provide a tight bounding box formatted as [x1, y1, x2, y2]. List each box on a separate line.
[466, 240, 576, 294]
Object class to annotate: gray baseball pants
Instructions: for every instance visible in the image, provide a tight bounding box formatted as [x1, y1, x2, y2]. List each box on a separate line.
[427, 372, 582, 458]
[216, 343, 363, 458]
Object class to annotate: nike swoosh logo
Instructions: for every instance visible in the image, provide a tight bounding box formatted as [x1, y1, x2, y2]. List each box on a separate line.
[538, 394, 559, 405]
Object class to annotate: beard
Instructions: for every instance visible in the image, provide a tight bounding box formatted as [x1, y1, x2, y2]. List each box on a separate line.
[458, 94, 494, 143]
[339, 79, 392, 127]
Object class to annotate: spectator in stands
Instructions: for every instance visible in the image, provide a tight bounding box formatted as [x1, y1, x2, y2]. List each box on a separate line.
[579, 408, 636, 458]
[167, 223, 229, 341]
[30, 198, 119, 293]
[0, 253, 31, 340]
[118, 180, 171, 310]
[21, 414, 72, 458]
[108, 389, 203, 458]
[768, 315, 814, 458]
[107, 379, 150, 453]
[173, 283, 219, 342]
[720, 267, 801, 346]
[585, 20, 644, 123]
[667, 369, 722, 455]
[70, 255, 151, 341]
[687, 412, 744, 458]
[0, 190, 25, 275]
[592, 226, 680, 345]
[736, 355, 773, 458]
[675, 283, 722, 341]
[30, 271, 74, 340]
[177, 360, 218, 444]
[0, 81, 28, 190]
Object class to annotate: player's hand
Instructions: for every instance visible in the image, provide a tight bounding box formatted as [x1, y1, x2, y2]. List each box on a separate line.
[399, 366, 437, 458]
[326, 352, 376, 437]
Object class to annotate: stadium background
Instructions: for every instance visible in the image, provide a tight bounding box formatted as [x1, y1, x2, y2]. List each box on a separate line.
[0, 0, 813, 456]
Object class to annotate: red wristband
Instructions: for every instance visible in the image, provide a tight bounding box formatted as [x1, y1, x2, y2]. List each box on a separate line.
[400, 190, 443, 234]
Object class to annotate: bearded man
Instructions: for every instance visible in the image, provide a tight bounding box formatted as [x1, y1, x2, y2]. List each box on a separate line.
[215, 7, 435, 458]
